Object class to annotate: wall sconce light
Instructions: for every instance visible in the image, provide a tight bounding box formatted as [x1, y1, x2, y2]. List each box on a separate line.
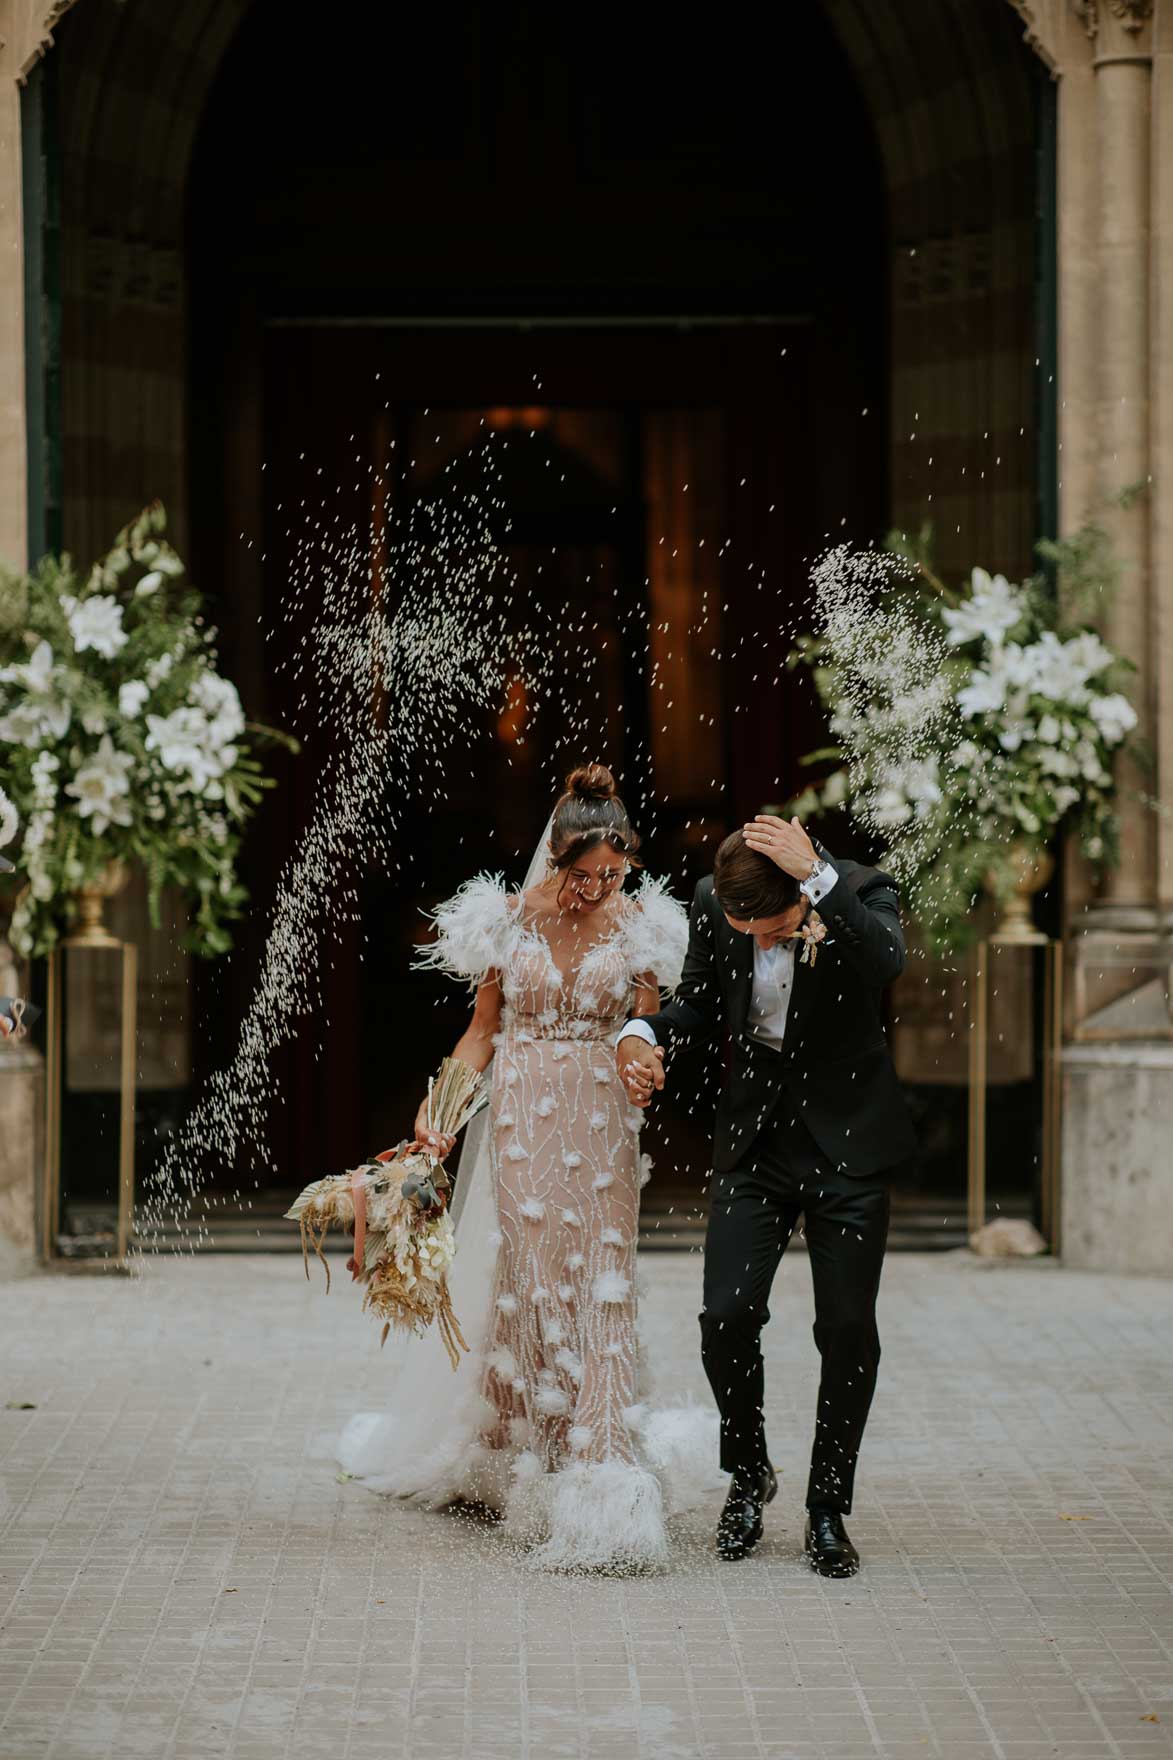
[497, 674, 528, 745]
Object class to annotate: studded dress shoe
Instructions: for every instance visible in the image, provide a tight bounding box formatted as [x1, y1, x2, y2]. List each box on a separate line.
[804, 1506, 860, 1577]
[716, 1465, 778, 1560]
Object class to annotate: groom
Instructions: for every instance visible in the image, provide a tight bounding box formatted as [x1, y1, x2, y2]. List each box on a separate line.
[617, 814, 915, 1571]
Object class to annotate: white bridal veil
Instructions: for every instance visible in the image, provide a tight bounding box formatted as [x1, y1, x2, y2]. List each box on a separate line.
[335, 817, 555, 1500]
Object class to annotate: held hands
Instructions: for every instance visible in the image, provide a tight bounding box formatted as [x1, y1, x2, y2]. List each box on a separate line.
[743, 814, 818, 881]
[411, 1098, 456, 1161]
[617, 1036, 666, 1108]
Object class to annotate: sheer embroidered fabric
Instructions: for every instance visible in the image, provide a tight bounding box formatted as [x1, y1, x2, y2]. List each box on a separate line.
[339, 873, 720, 1570]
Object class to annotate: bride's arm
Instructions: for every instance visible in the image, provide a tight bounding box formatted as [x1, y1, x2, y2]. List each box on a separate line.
[450, 971, 503, 1073]
[413, 973, 503, 1157]
[631, 978, 660, 1019]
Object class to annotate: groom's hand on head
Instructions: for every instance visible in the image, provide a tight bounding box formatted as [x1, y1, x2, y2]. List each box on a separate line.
[743, 814, 818, 881]
[617, 1037, 665, 1107]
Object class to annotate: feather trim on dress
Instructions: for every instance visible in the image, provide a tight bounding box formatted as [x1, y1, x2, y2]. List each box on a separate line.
[632, 1402, 726, 1517]
[622, 874, 689, 993]
[414, 872, 517, 986]
[511, 1460, 670, 1573]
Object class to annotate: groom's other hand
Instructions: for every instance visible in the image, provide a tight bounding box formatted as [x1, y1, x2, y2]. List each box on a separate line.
[743, 813, 818, 881]
[617, 1036, 665, 1107]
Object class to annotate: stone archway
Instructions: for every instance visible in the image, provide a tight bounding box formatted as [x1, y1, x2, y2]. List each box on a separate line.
[29, 0, 1048, 579]
[826, 0, 1046, 579]
[4, 0, 1061, 611]
[51, 0, 254, 564]
[6, 0, 1104, 1258]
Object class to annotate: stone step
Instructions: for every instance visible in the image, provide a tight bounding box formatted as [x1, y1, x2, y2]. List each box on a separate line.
[56, 1188, 1022, 1258]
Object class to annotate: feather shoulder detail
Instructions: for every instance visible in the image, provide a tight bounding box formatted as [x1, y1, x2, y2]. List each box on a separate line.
[414, 873, 518, 986]
[622, 873, 688, 993]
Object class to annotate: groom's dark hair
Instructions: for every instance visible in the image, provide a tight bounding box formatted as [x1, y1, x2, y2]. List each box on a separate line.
[713, 829, 802, 921]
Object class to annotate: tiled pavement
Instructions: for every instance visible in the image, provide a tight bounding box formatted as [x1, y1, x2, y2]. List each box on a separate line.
[1, 1248, 1171, 1760]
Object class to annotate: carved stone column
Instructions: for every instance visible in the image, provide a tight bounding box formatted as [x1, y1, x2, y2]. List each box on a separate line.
[0, 2, 80, 572]
[1063, 0, 1165, 992]
[1005, 1, 1172, 1270]
[1053, 0, 1173, 1271]
[1154, 4, 1173, 924]
[1090, 0, 1156, 914]
[0, 3, 81, 1272]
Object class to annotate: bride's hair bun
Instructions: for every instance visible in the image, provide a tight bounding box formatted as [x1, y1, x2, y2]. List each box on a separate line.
[566, 762, 617, 803]
[549, 762, 641, 872]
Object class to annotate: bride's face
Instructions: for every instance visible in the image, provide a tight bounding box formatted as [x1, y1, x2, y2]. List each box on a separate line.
[555, 842, 627, 913]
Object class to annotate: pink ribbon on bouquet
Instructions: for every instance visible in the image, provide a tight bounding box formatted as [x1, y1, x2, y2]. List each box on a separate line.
[348, 1147, 401, 1280]
[348, 1168, 367, 1281]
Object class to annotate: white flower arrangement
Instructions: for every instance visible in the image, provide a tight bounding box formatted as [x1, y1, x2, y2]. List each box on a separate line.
[0, 786, 17, 853]
[0, 502, 293, 957]
[789, 529, 1140, 953]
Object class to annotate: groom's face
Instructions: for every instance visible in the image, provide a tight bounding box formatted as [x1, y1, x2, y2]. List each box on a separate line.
[723, 897, 811, 952]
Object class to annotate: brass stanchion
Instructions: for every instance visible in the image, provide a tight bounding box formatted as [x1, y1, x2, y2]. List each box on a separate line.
[1040, 942, 1063, 1254]
[967, 939, 989, 1239]
[117, 942, 138, 1263]
[41, 948, 63, 1265]
[967, 932, 1063, 1251]
[42, 924, 137, 1269]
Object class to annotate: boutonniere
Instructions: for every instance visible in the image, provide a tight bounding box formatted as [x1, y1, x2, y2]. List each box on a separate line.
[798, 911, 828, 966]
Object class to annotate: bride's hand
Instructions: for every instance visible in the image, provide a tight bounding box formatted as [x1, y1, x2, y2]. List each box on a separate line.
[617, 1036, 665, 1107]
[411, 1098, 457, 1161]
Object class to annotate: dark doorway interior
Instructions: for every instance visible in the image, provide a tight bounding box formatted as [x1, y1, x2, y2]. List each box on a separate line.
[182, 0, 890, 1220]
[197, 324, 836, 1196]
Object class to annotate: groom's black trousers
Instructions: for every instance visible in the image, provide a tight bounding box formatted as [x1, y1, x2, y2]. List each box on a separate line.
[700, 1108, 890, 1514]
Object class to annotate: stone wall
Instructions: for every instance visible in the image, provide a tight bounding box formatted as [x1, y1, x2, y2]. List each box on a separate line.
[1061, 1045, 1173, 1274]
[1031, 3, 1173, 1269]
[0, 1039, 41, 1263]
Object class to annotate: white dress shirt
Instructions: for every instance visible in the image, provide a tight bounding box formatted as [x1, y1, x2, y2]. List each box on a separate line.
[618, 861, 840, 1055]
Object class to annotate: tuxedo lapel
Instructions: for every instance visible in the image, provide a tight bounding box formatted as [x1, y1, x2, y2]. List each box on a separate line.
[719, 919, 754, 1033]
[782, 936, 821, 1053]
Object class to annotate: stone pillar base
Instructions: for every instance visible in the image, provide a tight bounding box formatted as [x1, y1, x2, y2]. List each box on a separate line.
[1061, 1043, 1173, 1274]
[0, 1041, 42, 1276]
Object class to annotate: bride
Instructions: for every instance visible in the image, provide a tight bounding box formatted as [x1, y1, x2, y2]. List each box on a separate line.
[339, 763, 717, 1570]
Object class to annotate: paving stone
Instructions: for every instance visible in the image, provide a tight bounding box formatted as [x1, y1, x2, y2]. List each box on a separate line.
[0, 1251, 1171, 1758]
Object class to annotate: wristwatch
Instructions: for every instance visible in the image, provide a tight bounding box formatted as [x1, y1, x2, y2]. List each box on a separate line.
[804, 855, 831, 889]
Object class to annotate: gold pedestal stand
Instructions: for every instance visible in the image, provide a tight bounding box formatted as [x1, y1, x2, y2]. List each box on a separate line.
[42, 898, 137, 1269]
[967, 925, 1063, 1252]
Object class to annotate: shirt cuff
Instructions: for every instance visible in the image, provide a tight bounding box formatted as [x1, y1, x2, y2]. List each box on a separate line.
[616, 1019, 657, 1049]
[800, 859, 839, 907]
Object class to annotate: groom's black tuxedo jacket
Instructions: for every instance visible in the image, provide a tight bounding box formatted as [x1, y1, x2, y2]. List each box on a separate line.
[642, 856, 916, 1179]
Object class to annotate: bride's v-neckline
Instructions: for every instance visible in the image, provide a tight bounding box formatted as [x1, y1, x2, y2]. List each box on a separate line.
[511, 889, 629, 987]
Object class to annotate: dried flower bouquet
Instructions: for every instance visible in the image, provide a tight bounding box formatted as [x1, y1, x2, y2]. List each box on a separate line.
[285, 1057, 485, 1369]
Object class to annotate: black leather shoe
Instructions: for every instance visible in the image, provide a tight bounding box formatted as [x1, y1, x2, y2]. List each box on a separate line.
[804, 1506, 859, 1577]
[716, 1465, 778, 1561]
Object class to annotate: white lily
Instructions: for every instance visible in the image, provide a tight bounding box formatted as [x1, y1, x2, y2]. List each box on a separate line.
[0, 639, 72, 744]
[957, 667, 1006, 718]
[1087, 691, 1138, 746]
[119, 680, 150, 717]
[0, 638, 55, 692]
[64, 735, 135, 835]
[189, 672, 246, 746]
[145, 706, 229, 792]
[942, 568, 1024, 648]
[62, 594, 128, 660]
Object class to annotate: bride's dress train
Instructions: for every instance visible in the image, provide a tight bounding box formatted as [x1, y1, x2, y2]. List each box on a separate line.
[338, 872, 721, 1569]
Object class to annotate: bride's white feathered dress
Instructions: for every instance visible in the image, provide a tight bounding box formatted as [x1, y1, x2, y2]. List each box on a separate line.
[338, 870, 722, 1570]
